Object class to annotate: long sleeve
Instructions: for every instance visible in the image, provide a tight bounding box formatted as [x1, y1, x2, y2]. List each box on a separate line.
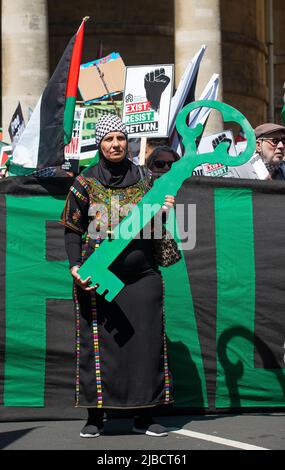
[61, 176, 90, 235]
[64, 228, 82, 268]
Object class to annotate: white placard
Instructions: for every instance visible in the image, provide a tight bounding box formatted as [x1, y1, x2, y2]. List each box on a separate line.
[198, 130, 237, 177]
[64, 107, 85, 159]
[122, 64, 174, 138]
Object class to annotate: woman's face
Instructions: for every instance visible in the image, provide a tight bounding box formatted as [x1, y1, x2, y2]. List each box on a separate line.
[100, 132, 127, 163]
[151, 151, 176, 174]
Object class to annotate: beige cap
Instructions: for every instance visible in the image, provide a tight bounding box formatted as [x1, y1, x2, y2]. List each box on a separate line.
[254, 123, 285, 139]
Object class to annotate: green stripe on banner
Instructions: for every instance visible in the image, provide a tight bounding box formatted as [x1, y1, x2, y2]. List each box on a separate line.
[163, 209, 208, 408]
[215, 188, 285, 407]
[63, 95, 76, 145]
[215, 188, 255, 407]
[4, 196, 71, 406]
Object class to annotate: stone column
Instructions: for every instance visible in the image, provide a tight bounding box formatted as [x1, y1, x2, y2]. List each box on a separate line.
[175, 0, 223, 134]
[221, 0, 267, 128]
[1, 0, 49, 140]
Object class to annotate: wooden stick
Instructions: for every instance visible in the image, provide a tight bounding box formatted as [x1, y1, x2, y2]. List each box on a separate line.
[94, 63, 120, 116]
[139, 137, 147, 166]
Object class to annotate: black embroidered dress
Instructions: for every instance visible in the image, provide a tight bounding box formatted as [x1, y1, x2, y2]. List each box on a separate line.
[62, 167, 173, 409]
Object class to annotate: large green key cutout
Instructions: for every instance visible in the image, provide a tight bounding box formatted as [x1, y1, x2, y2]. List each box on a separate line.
[78, 100, 256, 301]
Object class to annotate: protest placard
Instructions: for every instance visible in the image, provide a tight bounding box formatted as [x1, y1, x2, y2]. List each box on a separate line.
[63, 107, 85, 173]
[8, 102, 25, 150]
[122, 64, 174, 138]
[79, 101, 123, 160]
[79, 53, 125, 103]
[198, 130, 237, 177]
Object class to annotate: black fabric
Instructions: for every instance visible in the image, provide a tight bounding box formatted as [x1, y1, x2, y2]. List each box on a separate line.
[272, 162, 285, 180]
[46, 222, 67, 261]
[0, 176, 74, 196]
[76, 261, 168, 408]
[176, 180, 218, 410]
[87, 151, 141, 188]
[38, 34, 76, 169]
[253, 191, 285, 369]
[65, 228, 82, 268]
[44, 299, 76, 408]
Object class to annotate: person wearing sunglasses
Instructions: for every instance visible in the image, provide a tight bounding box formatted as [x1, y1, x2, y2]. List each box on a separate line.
[146, 145, 180, 182]
[254, 123, 285, 180]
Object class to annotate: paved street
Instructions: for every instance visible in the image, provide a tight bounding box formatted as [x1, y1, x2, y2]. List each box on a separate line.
[1, 412, 284, 451]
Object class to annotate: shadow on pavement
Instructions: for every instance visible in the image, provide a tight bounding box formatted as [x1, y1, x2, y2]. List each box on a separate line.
[0, 427, 41, 450]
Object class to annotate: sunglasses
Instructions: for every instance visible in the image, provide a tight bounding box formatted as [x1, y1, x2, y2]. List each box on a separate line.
[260, 137, 285, 147]
[153, 160, 174, 169]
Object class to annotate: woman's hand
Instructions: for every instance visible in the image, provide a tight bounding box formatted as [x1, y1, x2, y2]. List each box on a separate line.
[161, 195, 175, 212]
[70, 265, 97, 292]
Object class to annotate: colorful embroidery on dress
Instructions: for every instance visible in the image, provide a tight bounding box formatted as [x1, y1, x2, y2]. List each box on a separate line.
[162, 280, 171, 403]
[74, 284, 81, 406]
[91, 294, 103, 407]
[70, 186, 88, 204]
[72, 208, 81, 225]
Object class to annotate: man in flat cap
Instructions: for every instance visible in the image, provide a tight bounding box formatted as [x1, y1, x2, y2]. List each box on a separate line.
[254, 122, 285, 180]
[228, 122, 285, 180]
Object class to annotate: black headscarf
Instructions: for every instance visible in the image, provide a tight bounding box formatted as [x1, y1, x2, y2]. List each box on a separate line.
[90, 151, 141, 188]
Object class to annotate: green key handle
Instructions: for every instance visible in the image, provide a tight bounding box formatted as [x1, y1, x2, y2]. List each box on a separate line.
[78, 100, 256, 301]
[176, 99, 256, 167]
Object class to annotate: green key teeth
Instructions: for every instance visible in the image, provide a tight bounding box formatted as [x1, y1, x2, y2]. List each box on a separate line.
[95, 284, 107, 295]
[105, 290, 116, 302]
[93, 276, 125, 301]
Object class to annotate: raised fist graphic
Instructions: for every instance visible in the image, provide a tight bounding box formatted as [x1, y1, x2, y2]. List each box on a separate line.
[212, 133, 232, 152]
[144, 68, 170, 112]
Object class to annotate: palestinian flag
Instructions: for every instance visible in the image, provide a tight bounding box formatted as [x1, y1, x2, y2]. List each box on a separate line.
[0, 142, 12, 167]
[0, 176, 284, 419]
[11, 18, 87, 175]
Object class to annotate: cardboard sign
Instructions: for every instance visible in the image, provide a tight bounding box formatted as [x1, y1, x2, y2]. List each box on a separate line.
[8, 102, 25, 150]
[122, 64, 174, 138]
[79, 53, 125, 103]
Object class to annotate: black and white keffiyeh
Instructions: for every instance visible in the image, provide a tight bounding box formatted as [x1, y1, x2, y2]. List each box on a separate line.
[85, 114, 140, 188]
[264, 160, 279, 175]
[95, 114, 128, 149]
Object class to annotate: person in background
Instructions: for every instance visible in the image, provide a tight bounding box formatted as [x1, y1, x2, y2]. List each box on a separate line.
[146, 145, 180, 182]
[254, 123, 285, 180]
[227, 123, 285, 180]
[145, 138, 170, 163]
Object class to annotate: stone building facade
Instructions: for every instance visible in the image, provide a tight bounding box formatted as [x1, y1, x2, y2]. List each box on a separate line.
[1, 0, 285, 139]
